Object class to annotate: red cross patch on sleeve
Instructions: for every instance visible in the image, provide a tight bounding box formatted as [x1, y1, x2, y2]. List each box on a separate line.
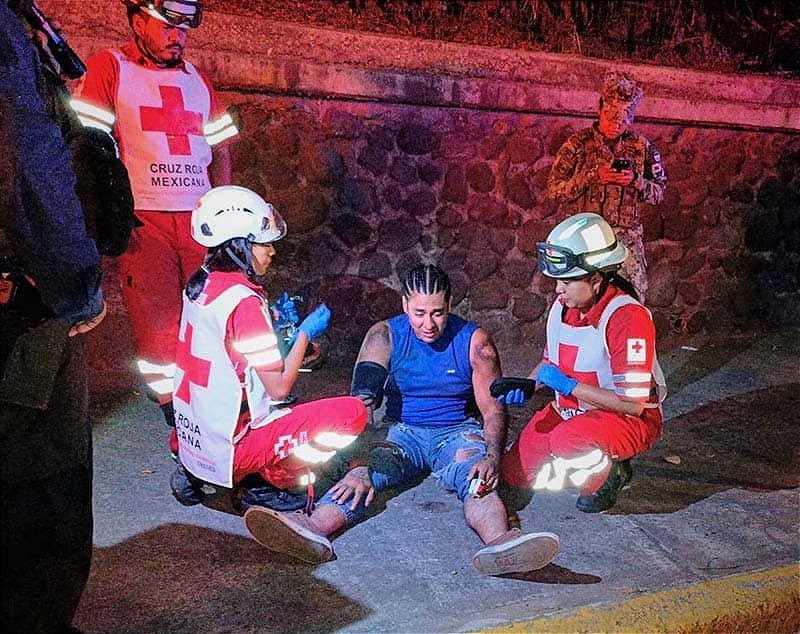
[626, 338, 646, 364]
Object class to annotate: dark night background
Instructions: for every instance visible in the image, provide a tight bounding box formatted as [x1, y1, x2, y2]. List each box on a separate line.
[206, 0, 800, 77]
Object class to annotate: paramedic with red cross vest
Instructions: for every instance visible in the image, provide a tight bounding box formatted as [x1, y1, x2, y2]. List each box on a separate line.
[497, 213, 666, 515]
[170, 186, 368, 519]
[70, 0, 238, 435]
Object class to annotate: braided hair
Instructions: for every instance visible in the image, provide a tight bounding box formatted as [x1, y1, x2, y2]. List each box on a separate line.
[402, 264, 451, 302]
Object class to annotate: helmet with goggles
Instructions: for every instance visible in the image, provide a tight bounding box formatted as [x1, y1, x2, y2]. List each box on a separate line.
[191, 186, 286, 248]
[537, 212, 628, 278]
[121, 0, 202, 29]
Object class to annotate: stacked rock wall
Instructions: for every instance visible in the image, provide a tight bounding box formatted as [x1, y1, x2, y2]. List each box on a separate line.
[226, 94, 799, 364]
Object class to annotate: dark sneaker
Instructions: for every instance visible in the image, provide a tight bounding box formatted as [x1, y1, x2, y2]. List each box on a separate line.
[472, 529, 560, 576]
[576, 459, 633, 513]
[237, 476, 308, 513]
[244, 506, 335, 564]
[170, 464, 204, 506]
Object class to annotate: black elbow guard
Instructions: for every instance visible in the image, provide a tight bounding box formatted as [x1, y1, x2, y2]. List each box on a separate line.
[350, 361, 388, 409]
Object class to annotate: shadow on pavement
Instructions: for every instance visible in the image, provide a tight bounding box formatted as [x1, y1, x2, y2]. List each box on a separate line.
[73, 524, 371, 634]
[613, 383, 800, 515]
[503, 564, 601, 585]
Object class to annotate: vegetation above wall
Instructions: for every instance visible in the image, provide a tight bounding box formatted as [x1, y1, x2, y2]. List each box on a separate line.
[206, 0, 799, 77]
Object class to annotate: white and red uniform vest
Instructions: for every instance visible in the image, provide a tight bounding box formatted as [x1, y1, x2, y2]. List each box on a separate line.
[173, 273, 286, 487]
[544, 288, 664, 418]
[71, 42, 237, 211]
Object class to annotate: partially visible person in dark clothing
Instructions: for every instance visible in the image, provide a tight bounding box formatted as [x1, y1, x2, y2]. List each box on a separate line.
[1, 1, 106, 631]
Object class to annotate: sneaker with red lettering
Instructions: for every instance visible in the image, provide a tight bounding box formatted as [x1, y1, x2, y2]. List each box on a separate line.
[472, 528, 559, 575]
[244, 506, 335, 564]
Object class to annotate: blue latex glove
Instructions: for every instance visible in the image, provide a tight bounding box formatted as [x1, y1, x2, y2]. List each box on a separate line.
[298, 303, 330, 340]
[497, 388, 527, 406]
[272, 292, 300, 325]
[536, 364, 578, 396]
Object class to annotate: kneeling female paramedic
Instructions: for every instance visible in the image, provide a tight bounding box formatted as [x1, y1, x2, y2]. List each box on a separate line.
[498, 212, 665, 514]
[171, 185, 368, 523]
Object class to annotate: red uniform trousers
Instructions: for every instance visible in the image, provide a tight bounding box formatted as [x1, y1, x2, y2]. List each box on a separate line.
[233, 396, 368, 490]
[501, 402, 662, 495]
[119, 210, 206, 402]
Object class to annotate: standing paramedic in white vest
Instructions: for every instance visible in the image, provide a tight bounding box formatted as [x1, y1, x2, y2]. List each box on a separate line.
[170, 185, 368, 535]
[70, 0, 238, 442]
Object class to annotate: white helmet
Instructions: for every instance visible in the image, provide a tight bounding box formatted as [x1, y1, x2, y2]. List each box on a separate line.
[191, 186, 286, 248]
[537, 212, 628, 278]
[121, 0, 203, 29]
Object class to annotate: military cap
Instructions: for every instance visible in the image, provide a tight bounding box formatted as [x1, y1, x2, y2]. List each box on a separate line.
[599, 72, 644, 125]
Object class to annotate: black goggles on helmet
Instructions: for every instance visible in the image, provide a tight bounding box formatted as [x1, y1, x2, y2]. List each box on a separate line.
[536, 240, 618, 277]
[146, 0, 202, 28]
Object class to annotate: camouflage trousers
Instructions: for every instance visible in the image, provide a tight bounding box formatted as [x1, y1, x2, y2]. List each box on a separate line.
[613, 225, 648, 302]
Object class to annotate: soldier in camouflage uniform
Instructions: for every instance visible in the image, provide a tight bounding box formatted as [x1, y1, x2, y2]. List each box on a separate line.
[547, 72, 666, 300]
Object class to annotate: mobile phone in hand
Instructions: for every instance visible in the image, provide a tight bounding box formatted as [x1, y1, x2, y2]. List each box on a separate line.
[489, 377, 536, 399]
[611, 158, 631, 171]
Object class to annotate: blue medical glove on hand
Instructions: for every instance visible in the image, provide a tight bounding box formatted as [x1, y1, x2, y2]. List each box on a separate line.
[497, 388, 527, 406]
[536, 364, 578, 396]
[272, 292, 300, 325]
[298, 303, 330, 340]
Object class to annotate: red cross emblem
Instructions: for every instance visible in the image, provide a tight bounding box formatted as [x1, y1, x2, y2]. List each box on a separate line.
[140, 85, 202, 155]
[557, 342, 600, 408]
[274, 434, 299, 460]
[627, 337, 646, 363]
[174, 323, 211, 403]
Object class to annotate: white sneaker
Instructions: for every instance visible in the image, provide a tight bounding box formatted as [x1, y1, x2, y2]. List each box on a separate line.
[244, 506, 335, 564]
[472, 528, 560, 575]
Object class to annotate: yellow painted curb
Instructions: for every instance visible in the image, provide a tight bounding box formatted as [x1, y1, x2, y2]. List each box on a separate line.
[476, 565, 800, 633]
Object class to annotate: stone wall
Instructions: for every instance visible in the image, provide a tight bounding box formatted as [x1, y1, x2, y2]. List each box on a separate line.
[223, 96, 799, 367]
[45, 1, 800, 369]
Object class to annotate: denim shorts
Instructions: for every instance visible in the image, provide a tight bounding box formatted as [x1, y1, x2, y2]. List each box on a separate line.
[318, 418, 487, 525]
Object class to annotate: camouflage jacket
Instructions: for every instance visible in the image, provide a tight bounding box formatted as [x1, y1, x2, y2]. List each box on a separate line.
[547, 124, 666, 228]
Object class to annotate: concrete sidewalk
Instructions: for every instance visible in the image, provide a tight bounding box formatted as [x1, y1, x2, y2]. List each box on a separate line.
[74, 326, 799, 633]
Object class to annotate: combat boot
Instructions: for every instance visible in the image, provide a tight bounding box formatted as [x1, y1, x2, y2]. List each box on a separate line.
[576, 459, 632, 513]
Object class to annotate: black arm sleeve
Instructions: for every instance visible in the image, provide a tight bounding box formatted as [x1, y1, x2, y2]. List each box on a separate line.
[350, 361, 388, 409]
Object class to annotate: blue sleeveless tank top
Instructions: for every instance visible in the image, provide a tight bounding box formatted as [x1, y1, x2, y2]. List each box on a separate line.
[384, 313, 478, 426]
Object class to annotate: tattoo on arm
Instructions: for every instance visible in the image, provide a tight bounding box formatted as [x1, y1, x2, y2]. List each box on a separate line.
[471, 329, 506, 454]
[367, 323, 390, 347]
[356, 321, 391, 365]
[474, 332, 501, 376]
